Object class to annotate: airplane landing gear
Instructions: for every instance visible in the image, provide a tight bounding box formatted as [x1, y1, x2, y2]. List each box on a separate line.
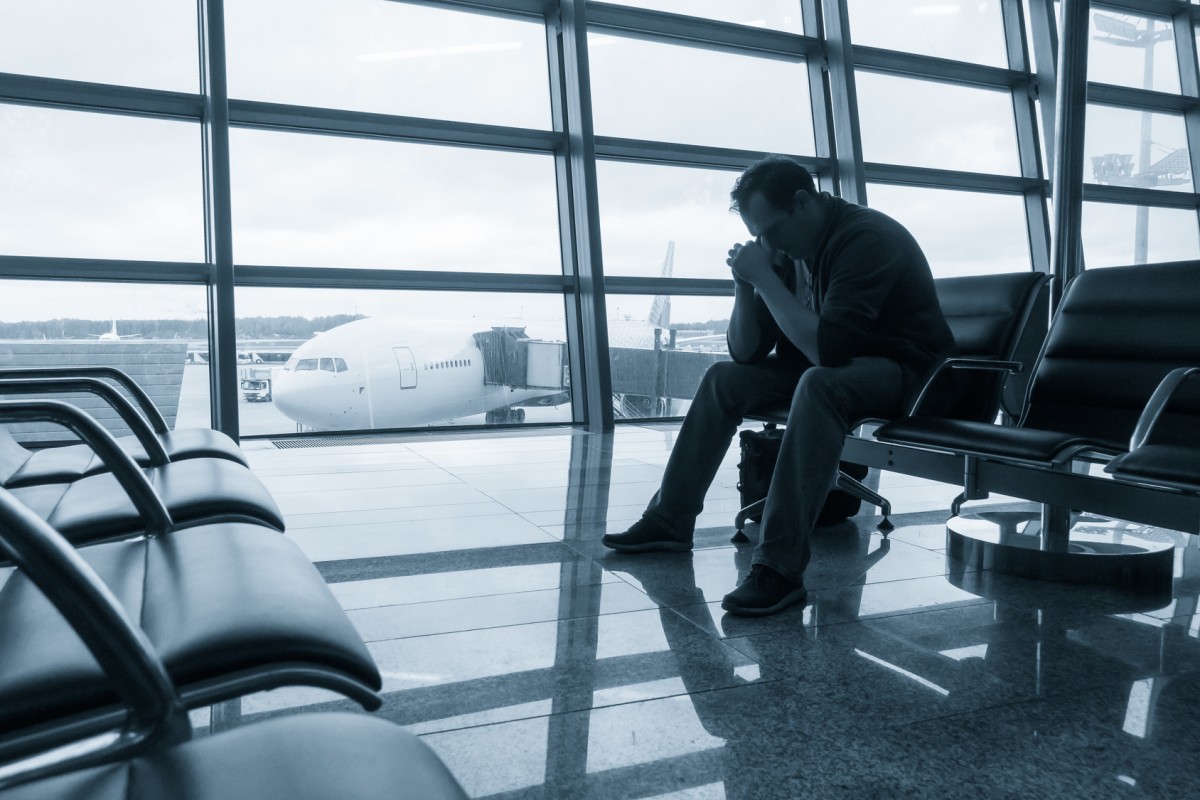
[485, 407, 526, 424]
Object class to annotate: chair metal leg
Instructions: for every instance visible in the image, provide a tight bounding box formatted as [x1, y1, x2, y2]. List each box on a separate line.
[836, 470, 894, 535]
[732, 498, 765, 542]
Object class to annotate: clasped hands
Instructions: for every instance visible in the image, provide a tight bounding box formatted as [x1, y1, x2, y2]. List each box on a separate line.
[726, 239, 777, 288]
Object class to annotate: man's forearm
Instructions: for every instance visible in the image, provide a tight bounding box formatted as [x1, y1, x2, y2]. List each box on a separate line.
[726, 282, 767, 362]
[755, 277, 821, 364]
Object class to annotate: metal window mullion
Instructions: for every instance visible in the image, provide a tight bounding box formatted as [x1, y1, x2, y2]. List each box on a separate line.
[1083, 182, 1200, 207]
[822, 0, 866, 203]
[853, 47, 1026, 90]
[1049, 0, 1092, 296]
[593, 137, 824, 172]
[1026, 0, 1060, 178]
[0, 256, 209, 284]
[556, 1, 612, 431]
[802, 0, 835, 189]
[0, 73, 203, 120]
[1006, 0, 1052, 274]
[198, 0, 239, 440]
[585, 2, 816, 59]
[1171, 3, 1200, 231]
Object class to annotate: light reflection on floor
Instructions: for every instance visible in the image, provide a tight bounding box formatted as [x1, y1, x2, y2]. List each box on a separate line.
[218, 424, 1200, 799]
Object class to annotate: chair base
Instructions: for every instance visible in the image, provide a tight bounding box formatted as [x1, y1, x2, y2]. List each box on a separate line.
[946, 510, 1177, 594]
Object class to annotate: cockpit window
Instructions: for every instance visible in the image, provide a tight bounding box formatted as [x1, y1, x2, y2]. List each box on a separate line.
[319, 358, 336, 372]
[334, 358, 348, 373]
[295, 359, 318, 371]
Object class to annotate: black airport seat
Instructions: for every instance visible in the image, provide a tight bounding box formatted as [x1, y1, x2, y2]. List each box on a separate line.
[0, 469, 380, 760]
[876, 263, 1200, 469]
[0, 367, 247, 486]
[0, 399, 283, 546]
[0, 490, 462, 800]
[735, 270, 1049, 533]
[1106, 367, 1200, 493]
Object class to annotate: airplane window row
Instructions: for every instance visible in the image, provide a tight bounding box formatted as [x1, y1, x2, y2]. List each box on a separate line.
[290, 357, 348, 373]
[426, 359, 471, 370]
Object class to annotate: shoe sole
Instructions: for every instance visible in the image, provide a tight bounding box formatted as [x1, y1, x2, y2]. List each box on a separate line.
[721, 588, 807, 617]
[601, 537, 693, 553]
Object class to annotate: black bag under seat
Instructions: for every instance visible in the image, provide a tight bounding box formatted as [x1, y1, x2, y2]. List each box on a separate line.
[737, 428, 869, 526]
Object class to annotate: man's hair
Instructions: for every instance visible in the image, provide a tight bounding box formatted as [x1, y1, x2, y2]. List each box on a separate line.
[729, 156, 817, 214]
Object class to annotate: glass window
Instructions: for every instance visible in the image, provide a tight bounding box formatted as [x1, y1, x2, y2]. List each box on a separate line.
[225, 0, 550, 130]
[0, 105, 203, 261]
[1085, 105, 1191, 192]
[1089, 11, 1179, 94]
[597, 161, 748, 280]
[0, 279, 211, 441]
[229, 129, 562, 273]
[606, 294, 732, 419]
[596, 1, 804, 34]
[866, 184, 1031, 277]
[588, 33, 814, 154]
[847, 0, 1008, 67]
[1081, 203, 1200, 268]
[856, 73, 1020, 175]
[0, 0, 198, 92]
[235, 287, 570, 435]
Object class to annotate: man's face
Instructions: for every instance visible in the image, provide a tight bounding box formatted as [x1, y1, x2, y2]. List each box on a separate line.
[739, 190, 819, 260]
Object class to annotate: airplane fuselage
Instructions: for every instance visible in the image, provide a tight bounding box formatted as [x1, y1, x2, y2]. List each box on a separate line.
[272, 318, 554, 431]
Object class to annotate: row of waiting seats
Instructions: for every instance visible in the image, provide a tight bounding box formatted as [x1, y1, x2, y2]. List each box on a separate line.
[0, 369, 468, 798]
[738, 261, 1200, 592]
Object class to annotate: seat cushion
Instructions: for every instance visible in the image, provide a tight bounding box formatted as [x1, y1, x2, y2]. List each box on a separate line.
[3, 713, 468, 800]
[0, 525, 379, 735]
[874, 417, 1121, 465]
[1106, 444, 1200, 493]
[8, 428, 248, 487]
[7, 459, 284, 546]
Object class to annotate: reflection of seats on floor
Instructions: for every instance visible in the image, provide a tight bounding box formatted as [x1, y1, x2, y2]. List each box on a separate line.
[0, 399, 282, 547]
[0, 489, 466, 800]
[734, 270, 1050, 536]
[0, 367, 247, 486]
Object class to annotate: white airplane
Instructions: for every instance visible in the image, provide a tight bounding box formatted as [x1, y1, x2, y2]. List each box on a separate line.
[90, 319, 142, 341]
[271, 318, 567, 431]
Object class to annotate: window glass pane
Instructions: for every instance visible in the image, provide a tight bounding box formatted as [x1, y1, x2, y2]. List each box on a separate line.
[866, 184, 1031, 277]
[856, 73, 1020, 175]
[0, 105, 203, 261]
[0, 0, 198, 92]
[847, 0, 1008, 67]
[1085, 105, 1191, 192]
[226, 0, 550, 129]
[588, 34, 814, 154]
[1089, 11, 1179, 94]
[596, 1, 804, 34]
[0, 280, 211, 441]
[598, 161, 747, 279]
[1081, 203, 1200, 268]
[230, 129, 562, 273]
[606, 294, 732, 419]
[235, 288, 570, 435]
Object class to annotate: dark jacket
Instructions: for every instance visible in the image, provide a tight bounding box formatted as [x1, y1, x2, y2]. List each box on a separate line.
[734, 194, 956, 402]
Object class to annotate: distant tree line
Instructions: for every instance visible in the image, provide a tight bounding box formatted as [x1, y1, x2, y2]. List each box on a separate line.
[0, 314, 365, 341]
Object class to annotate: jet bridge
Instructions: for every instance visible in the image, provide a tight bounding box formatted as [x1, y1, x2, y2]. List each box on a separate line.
[473, 327, 567, 391]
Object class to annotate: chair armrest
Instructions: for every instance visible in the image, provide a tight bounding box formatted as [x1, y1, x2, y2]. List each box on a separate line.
[0, 400, 173, 536]
[0, 490, 188, 788]
[0, 377, 171, 467]
[1130, 367, 1200, 450]
[906, 357, 1023, 416]
[0, 367, 170, 435]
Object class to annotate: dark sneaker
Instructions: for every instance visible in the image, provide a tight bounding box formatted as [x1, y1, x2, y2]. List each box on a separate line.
[602, 517, 692, 553]
[721, 564, 807, 617]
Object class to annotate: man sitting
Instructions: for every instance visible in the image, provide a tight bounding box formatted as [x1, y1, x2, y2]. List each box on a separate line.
[602, 156, 955, 617]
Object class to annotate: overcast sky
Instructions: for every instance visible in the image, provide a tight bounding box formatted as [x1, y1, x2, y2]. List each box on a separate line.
[1, 0, 1196, 325]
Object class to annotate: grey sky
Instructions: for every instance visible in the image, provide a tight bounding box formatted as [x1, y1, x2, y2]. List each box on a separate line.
[1, 1, 1195, 324]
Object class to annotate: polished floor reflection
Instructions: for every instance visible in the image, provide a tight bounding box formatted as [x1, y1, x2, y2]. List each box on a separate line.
[227, 425, 1200, 799]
